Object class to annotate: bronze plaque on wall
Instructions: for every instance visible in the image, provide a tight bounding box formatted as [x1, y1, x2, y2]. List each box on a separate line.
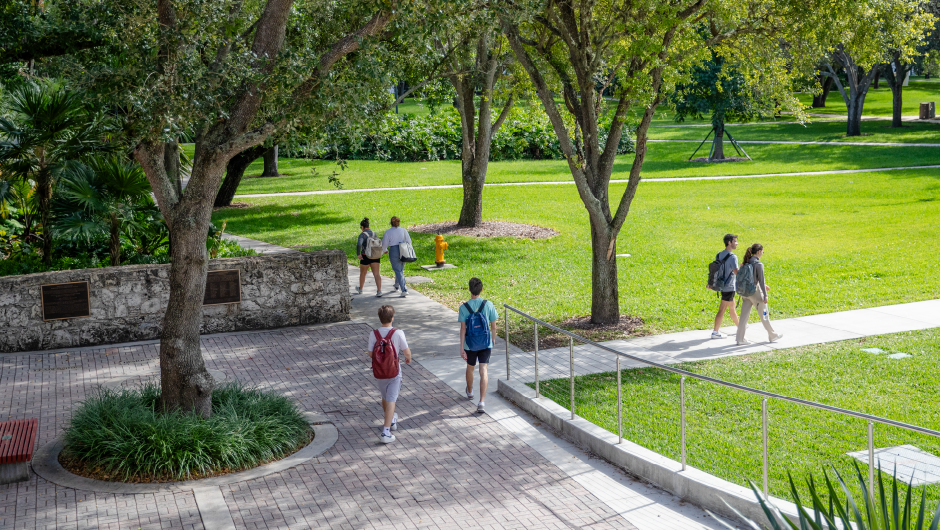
[204, 269, 241, 305]
[41, 281, 91, 321]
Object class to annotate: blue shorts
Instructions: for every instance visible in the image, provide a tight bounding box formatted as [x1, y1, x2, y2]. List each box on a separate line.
[466, 348, 491, 366]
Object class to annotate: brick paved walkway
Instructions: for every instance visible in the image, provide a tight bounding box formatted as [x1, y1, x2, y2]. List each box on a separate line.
[1, 322, 637, 529]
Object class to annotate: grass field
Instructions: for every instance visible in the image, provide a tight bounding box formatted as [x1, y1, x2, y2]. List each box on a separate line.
[531, 327, 940, 502]
[216, 168, 940, 334]
[225, 142, 940, 194]
[795, 81, 940, 117]
[650, 119, 940, 143]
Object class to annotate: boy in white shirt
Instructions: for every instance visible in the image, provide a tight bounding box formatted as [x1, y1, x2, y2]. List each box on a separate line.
[367, 305, 412, 443]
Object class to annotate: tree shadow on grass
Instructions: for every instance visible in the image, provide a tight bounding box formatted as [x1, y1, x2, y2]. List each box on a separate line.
[211, 202, 353, 233]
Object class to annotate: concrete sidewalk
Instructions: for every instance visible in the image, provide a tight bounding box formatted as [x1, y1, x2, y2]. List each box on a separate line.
[231, 164, 940, 200]
[508, 299, 940, 383]
[347, 266, 733, 530]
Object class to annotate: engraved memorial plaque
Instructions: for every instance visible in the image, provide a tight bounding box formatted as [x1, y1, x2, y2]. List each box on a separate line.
[41, 281, 91, 321]
[204, 269, 241, 305]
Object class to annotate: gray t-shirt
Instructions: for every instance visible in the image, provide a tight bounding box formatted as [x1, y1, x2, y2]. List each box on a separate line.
[716, 250, 739, 292]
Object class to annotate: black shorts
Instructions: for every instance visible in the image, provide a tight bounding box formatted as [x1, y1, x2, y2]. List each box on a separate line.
[360, 257, 380, 266]
[719, 291, 735, 302]
[466, 348, 491, 366]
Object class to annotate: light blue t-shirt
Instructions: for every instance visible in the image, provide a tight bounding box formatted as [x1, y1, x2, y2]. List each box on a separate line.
[717, 250, 739, 292]
[458, 298, 499, 349]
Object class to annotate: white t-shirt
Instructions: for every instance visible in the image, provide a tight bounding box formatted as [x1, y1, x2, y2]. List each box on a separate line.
[367, 327, 409, 359]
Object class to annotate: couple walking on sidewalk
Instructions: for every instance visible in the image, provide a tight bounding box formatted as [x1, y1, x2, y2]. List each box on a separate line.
[366, 277, 498, 444]
[709, 233, 784, 345]
[355, 216, 414, 298]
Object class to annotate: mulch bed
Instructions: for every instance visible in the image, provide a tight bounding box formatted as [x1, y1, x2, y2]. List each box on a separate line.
[213, 202, 253, 210]
[409, 221, 559, 239]
[58, 428, 313, 484]
[508, 314, 646, 351]
[690, 156, 750, 163]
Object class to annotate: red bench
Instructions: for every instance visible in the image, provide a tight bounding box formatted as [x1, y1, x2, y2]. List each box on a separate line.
[0, 419, 38, 484]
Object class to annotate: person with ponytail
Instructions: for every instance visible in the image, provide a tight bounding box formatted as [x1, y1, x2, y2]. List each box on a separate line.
[735, 243, 784, 345]
[356, 218, 383, 296]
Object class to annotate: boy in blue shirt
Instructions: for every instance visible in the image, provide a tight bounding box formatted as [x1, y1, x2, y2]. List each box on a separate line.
[458, 277, 499, 413]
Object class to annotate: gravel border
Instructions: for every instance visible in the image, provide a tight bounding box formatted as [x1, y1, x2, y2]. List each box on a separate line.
[31, 411, 337, 494]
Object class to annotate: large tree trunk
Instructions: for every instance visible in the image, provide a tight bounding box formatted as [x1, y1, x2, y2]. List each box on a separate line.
[109, 214, 121, 266]
[846, 94, 865, 136]
[457, 161, 487, 227]
[827, 54, 877, 137]
[890, 83, 903, 127]
[812, 76, 834, 108]
[37, 168, 52, 266]
[451, 34, 512, 228]
[589, 221, 619, 324]
[709, 122, 726, 160]
[261, 145, 279, 176]
[214, 146, 266, 207]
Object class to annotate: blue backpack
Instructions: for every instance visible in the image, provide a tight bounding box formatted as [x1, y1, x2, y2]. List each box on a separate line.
[463, 300, 491, 351]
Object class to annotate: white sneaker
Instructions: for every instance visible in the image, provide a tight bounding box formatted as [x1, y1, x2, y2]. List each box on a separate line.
[466, 387, 474, 400]
[769, 333, 784, 343]
[375, 291, 383, 297]
[355, 286, 362, 295]
[391, 413, 398, 431]
[711, 331, 727, 339]
[737, 339, 753, 345]
[392, 284, 399, 291]
[477, 402, 485, 414]
[399, 291, 407, 298]
[380, 432, 396, 444]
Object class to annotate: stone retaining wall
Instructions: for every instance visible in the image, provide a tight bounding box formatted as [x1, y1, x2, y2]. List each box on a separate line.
[0, 251, 350, 353]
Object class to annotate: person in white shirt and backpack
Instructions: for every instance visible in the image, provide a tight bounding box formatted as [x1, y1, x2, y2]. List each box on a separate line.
[381, 216, 416, 298]
[367, 305, 412, 444]
[356, 218, 384, 297]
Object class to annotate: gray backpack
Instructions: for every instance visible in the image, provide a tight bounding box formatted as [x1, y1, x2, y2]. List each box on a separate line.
[364, 234, 383, 259]
[736, 262, 757, 297]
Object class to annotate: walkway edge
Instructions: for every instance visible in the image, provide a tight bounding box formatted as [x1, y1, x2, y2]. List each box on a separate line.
[232, 164, 940, 198]
[497, 377, 800, 527]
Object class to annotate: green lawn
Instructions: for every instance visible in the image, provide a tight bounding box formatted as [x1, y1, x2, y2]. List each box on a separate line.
[650, 119, 940, 143]
[215, 168, 940, 334]
[228, 142, 940, 195]
[533, 327, 940, 502]
[796, 81, 940, 117]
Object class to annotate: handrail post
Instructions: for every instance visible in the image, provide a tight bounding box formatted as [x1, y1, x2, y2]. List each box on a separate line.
[569, 337, 575, 420]
[505, 308, 510, 380]
[762, 398, 769, 496]
[868, 421, 875, 498]
[534, 323, 539, 398]
[680, 375, 686, 471]
[617, 356, 622, 444]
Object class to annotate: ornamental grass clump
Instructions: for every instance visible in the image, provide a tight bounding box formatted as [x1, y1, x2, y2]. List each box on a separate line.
[62, 382, 310, 481]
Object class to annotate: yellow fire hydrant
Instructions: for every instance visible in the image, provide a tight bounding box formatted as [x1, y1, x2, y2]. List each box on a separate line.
[434, 234, 449, 267]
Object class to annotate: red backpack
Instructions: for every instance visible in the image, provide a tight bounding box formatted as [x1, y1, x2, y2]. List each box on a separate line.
[371, 329, 400, 379]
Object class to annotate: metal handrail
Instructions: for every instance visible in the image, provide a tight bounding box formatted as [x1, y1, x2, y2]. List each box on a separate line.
[503, 304, 940, 438]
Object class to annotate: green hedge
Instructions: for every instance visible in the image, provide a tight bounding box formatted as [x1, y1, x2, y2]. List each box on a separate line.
[312, 106, 634, 162]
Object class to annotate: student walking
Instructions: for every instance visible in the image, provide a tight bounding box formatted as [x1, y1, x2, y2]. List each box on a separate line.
[382, 216, 412, 298]
[367, 305, 412, 444]
[356, 218, 383, 297]
[458, 277, 498, 414]
[735, 243, 784, 345]
[709, 234, 741, 339]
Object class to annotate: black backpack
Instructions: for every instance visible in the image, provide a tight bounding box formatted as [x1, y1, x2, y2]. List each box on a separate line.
[707, 252, 733, 291]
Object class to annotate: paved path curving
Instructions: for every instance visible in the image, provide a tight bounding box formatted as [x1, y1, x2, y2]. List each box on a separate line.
[649, 139, 940, 147]
[231, 164, 940, 199]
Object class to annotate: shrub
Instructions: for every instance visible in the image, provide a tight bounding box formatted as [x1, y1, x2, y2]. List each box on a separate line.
[62, 382, 311, 481]
[312, 106, 634, 162]
[713, 464, 940, 529]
